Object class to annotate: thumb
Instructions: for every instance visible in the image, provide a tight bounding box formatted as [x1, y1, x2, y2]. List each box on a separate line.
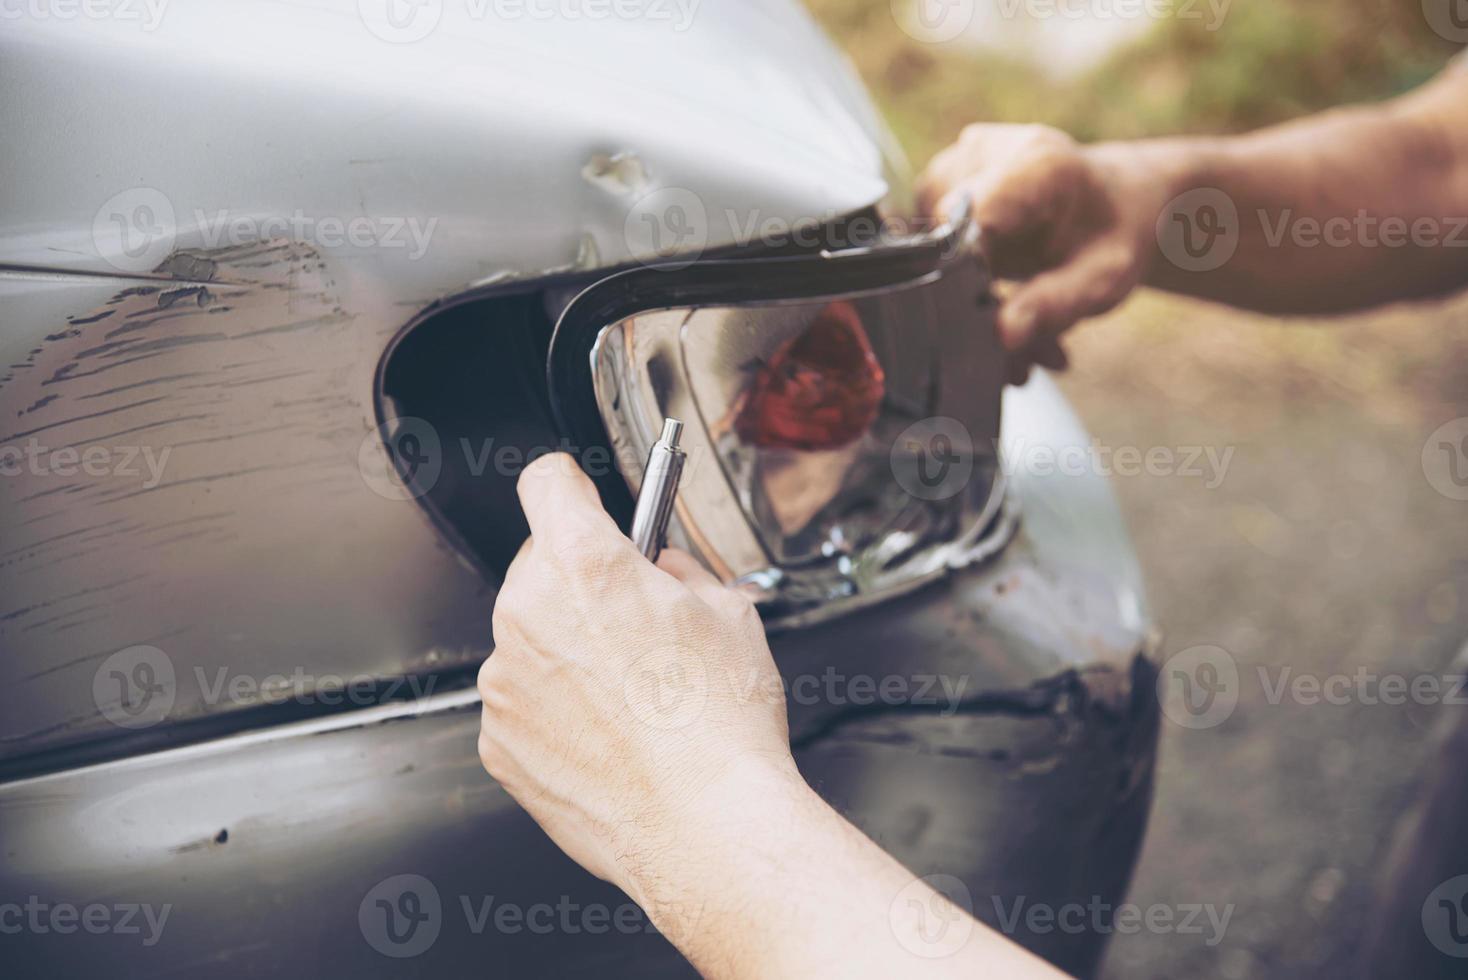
[997, 243, 1137, 350]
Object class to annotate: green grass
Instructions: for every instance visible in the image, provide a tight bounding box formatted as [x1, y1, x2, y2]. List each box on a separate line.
[805, 0, 1459, 166]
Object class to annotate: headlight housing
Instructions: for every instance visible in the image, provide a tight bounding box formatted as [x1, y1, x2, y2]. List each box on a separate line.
[548, 217, 1012, 629]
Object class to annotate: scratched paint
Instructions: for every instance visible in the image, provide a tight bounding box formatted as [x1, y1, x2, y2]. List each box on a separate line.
[0, 242, 492, 764]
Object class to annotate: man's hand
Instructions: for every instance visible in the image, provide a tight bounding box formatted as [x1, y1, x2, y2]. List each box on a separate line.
[920, 66, 1468, 355]
[477, 452, 796, 905]
[918, 124, 1165, 380]
[477, 454, 1070, 980]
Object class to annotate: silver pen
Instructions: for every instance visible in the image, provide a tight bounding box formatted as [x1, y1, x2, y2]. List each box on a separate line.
[629, 418, 686, 562]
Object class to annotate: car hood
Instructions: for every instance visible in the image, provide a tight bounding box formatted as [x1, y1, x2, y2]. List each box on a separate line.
[0, 0, 895, 303]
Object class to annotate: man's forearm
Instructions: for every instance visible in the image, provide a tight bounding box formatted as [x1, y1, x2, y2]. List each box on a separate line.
[1111, 68, 1468, 313]
[629, 759, 1067, 980]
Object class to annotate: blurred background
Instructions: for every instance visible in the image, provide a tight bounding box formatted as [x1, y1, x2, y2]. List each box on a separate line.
[809, 2, 1468, 977]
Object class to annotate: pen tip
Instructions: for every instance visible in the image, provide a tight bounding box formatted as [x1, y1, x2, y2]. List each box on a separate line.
[660, 417, 684, 447]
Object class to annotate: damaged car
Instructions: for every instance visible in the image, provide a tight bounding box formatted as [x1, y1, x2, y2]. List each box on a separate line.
[0, 1, 1158, 976]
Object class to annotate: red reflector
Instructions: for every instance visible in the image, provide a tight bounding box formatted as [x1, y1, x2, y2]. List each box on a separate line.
[734, 301, 887, 451]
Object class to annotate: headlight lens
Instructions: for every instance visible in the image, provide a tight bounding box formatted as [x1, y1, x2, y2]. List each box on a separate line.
[550, 223, 1011, 628]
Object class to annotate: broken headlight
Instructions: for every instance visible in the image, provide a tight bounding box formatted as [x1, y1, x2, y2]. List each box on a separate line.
[548, 217, 1011, 629]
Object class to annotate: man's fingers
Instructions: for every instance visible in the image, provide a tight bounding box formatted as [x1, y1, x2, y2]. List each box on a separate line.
[1003, 337, 1068, 387]
[918, 124, 1079, 240]
[1030, 337, 1071, 372]
[515, 452, 623, 551]
[997, 243, 1136, 350]
[962, 169, 1053, 243]
[918, 123, 1041, 216]
[930, 167, 1077, 282]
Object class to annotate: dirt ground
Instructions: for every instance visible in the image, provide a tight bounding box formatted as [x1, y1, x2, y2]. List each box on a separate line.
[1054, 290, 1468, 979]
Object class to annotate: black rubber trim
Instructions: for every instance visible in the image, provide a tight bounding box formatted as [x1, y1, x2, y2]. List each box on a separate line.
[546, 227, 976, 525]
